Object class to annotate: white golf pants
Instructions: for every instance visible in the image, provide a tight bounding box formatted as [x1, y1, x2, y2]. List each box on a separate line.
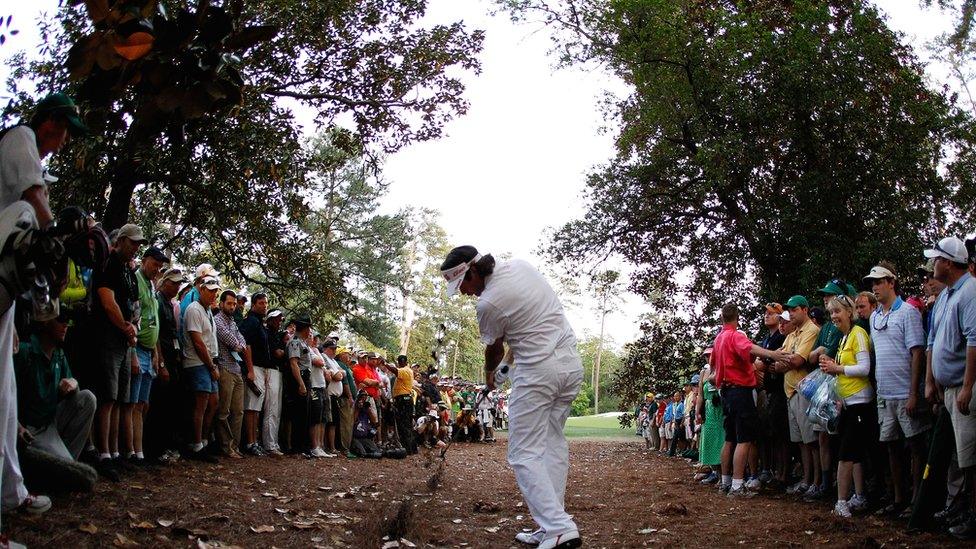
[507, 344, 583, 537]
[262, 368, 283, 451]
[1, 303, 27, 514]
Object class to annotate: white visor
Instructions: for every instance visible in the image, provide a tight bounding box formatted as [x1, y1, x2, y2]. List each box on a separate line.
[441, 254, 481, 297]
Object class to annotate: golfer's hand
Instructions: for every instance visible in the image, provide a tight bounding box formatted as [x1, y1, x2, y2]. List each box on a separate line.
[247, 369, 256, 383]
[485, 369, 496, 391]
[158, 365, 170, 382]
[299, 384, 307, 397]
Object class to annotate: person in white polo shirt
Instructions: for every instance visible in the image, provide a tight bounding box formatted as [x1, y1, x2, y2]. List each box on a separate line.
[862, 264, 929, 516]
[441, 245, 582, 549]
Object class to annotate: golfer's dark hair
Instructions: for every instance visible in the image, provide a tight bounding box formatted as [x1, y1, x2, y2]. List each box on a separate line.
[220, 290, 237, 303]
[721, 303, 739, 323]
[251, 292, 268, 305]
[441, 245, 495, 278]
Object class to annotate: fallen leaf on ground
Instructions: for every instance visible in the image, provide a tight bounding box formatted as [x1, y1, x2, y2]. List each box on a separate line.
[452, 519, 462, 524]
[484, 526, 500, 533]
[399, 539, 416, 548]
[638, 528, 658, 534]
[131, 521, 156, 530]
[78, 523, 98, 534]
[250, 525, 275, 533]
[157, 519, 174, 528]
[114, 533, 139, 547]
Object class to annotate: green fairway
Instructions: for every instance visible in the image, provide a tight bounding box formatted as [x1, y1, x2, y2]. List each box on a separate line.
[563, 413, 634, 439]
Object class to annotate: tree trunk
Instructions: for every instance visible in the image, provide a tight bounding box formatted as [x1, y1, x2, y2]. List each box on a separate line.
[102, 162, 139, 232]
[594, 306, 607, 415]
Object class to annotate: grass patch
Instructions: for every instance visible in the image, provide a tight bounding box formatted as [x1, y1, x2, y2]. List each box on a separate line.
[563, 414, 634, 439]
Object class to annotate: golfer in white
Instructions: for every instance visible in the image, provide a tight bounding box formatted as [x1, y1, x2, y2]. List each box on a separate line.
[441, 246, 583, 549]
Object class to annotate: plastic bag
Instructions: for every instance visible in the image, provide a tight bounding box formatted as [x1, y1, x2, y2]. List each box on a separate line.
[797, 369, 829, 400]
[806, 375, 842, 433]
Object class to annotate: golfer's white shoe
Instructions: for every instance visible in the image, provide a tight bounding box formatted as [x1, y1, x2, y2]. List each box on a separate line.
[538, 530, 581, 549]
[515, 529, 545, 546]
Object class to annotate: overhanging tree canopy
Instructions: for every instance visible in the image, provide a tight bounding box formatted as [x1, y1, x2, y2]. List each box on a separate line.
[501, 0, 976, 315]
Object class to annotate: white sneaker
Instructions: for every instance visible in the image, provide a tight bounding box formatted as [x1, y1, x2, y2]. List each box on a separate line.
[744, 477, 762, 491]
[18, 494, 51, 515]
[322, 451, 338, 458]
[848, 493, 868, 512]
[833, 500, 852, 518]
[310, 448, 327, 458]
[786, 481, 808, 495]
[537, 530, 580, 549]
[515, 529, 545, 546]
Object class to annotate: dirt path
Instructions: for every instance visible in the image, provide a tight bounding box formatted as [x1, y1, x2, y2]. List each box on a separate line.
[2, 439, 965, 547]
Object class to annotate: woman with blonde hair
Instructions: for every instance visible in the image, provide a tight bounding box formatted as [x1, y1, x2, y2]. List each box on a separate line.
[819, 295, 877, 518]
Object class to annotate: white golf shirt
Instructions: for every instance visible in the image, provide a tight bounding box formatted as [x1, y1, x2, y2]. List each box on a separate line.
[476, 259, 576, 366]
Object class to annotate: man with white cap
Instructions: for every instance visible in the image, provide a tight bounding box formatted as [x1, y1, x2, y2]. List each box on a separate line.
[179, 263, 219, 333]
[440, 245, 582, 549]
[182, 275, 222, 463]
[863, 263, 929, 515]
[923, 236, 976, 539]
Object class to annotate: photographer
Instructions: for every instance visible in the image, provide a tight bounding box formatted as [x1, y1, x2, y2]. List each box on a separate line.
[350, 390, 382, 459]
[1, 92, 88, 517]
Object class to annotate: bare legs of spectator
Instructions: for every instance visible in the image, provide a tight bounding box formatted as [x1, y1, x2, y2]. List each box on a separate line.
[244, 411, 259, 447]
[121, 403, 134, 457]
[749, 444, 760, 479]
[819, 432, 832, 492]
[95, 401, 116, 457]
[326, 422, 337, 454]
[837, 460, 865, 500]
[191, 392, 217, 447]
[799, 442, 817, 487]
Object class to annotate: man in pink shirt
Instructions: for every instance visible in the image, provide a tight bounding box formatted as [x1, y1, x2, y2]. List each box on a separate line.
[710, 303, 791, 497]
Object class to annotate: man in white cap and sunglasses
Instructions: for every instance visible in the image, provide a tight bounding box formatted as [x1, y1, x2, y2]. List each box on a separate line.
[440, 245, 582, 549]
[924, 236, 976, 538]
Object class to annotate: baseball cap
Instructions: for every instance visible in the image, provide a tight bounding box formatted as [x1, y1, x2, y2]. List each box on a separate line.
[322, 339, 337, 349]
[816, 280, 847, 296]
[158, 267, 186, 284]
[200, 276, 220, 290]
[116, 224, 148, 244]
[143, 246, 170, 263]
[765, 302, 783, 315]
[194, 263, 219, 280]
[292, 312, 312, 328]
[924, 236, 968, 264]
[785, 295, 809, 309]
[267, 309, 283, 320]
[336, 346, 350, 356]
[691, 374, 700, 385]
[34, 93, 88, 136]
[779, 310, 791, 322]
[863, 265, 896, 282]
[440, 246, 482, 297]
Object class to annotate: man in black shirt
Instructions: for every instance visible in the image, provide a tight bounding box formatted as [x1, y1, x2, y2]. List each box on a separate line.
[91, 224, 145, 478]
[757, 303, 789, 488]
[240, 294, 271, 456]
[145, 267, 186, 462]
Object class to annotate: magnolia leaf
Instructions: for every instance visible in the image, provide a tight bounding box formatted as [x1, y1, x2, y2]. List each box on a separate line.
[250, 525, 275, 533]
[78, 523, 98, 534]
[223, 25, 278, 51]
[157, 519, 174, 528]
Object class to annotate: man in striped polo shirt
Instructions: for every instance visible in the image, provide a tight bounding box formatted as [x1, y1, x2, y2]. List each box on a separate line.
[863, 264, 929, 516]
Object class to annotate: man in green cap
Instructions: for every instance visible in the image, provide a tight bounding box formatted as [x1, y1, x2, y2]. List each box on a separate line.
[0, 92, 87, 228]
[0, 92, 86, 522]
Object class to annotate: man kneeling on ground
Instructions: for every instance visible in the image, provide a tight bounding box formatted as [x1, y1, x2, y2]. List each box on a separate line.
[15, 308, 97, 472]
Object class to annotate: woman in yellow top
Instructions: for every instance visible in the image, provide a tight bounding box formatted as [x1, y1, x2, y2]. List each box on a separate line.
[819, 295, 877, 518]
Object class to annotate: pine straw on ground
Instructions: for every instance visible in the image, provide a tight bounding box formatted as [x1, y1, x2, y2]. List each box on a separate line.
[2, 439, 967, 548]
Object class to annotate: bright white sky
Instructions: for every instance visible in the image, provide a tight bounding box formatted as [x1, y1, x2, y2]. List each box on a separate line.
[0, 0, 958, 348]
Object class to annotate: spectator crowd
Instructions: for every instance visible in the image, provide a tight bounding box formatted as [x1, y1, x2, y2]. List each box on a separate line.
[636, 239, 976, 539]
[0, 92, 509, 549]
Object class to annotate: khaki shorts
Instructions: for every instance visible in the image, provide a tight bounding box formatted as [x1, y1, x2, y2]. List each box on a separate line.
[945, 386, 976, 469]
[878, 398, 932, 442]
[788, 392, 817, 444]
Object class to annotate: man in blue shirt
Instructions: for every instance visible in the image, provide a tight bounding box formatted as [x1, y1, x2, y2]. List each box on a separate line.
[924, 236, 976, 539]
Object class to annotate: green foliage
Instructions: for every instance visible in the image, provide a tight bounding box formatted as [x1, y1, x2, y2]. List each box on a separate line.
[500, 0, 976, 324]
[3, 0, 484, 345]
[610, 314, 707, 410]
[571, 382, 594, 417]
